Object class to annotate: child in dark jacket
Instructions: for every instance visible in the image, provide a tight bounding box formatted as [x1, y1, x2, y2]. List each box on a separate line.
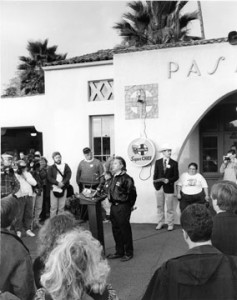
[101, 171, 112, 222]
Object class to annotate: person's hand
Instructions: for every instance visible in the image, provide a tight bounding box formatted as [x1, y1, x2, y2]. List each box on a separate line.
[205, 195, 209, 202]
[163, 179, 169, 184]
[58, 182, 64, 188]
[177, 193, 181, 200]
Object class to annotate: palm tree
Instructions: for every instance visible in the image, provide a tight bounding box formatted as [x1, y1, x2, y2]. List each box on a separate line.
[18, 39, 67, 95]
[113, 1, 200, 47]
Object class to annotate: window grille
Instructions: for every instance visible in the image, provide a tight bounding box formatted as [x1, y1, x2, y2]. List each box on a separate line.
[89, 80, 113, 101]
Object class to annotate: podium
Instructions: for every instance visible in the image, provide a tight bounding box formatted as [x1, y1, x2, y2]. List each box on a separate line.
[77, 193, 107, 252]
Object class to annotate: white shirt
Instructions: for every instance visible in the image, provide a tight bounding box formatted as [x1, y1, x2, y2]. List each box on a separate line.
[177, 172, 208, 195]
[53, 163, 65, 192]
[15, 172, 37, 197]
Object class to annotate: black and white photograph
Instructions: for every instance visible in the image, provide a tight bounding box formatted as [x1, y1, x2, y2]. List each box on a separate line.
[1, 1, 237, 299]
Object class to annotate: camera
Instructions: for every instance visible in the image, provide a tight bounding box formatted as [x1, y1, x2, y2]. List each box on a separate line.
[1, 166, 14, 175]
[224, 156, 231, 161]
[17, 165, 27, 175]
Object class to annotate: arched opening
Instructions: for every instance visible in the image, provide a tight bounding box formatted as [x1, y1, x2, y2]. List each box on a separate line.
[179, 90, 237, 188]
[1, 126, 43, 158]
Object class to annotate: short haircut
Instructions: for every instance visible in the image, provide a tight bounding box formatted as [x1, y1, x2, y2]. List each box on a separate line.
[40, 157, 48, 164]
[41, 229, 110, 300]
[188, 162, 198, 170]
[114, 156, 127, 171]
[211, 181, 237, 213]
[227, 149, 236, 155]
[1, 196, 19, 228]
[37, 211, 77, 260]
[83, 147, 91, 154]
[52, 151, 61, 159]
[180, 204, 213, 242]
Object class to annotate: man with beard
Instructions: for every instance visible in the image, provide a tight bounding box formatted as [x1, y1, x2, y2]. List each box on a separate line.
[47, 152, 72, 217]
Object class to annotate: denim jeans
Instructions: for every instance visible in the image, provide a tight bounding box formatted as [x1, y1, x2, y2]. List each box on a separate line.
[50, 190, 66, 217]
[15, 196, 33, 232]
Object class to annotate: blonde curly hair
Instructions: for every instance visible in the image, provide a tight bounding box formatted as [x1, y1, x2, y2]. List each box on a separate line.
[41, 229, 110, 300]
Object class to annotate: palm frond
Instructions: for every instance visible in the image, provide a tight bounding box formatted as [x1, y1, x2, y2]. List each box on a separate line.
[179, 12, 199, 29]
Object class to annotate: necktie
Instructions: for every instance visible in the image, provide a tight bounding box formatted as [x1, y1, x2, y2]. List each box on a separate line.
[163, 159, 167, 172]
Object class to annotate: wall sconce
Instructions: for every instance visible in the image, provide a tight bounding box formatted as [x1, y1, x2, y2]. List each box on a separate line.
[136, 89, 146, 104]
[30, 132, 37, 137]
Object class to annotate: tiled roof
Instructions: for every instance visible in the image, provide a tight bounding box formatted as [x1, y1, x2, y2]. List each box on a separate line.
[44, 38, 227, 67]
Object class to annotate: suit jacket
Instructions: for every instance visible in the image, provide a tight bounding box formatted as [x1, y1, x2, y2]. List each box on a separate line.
[153, 158, 179, 193]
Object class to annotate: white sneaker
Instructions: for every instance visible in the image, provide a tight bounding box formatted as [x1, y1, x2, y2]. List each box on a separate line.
[26, 229, 35, 237]
[16, 231, 22, 238]
[167, 225, 174, 231]
[156, 223, 164, 230]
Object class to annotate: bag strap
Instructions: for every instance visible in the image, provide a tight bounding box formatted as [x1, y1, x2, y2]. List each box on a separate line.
[54, 164, 64, 178]
[1, 230, 29, 253]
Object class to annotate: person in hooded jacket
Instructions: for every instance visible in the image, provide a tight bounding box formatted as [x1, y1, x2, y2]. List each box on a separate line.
[141, 203, 237, 300]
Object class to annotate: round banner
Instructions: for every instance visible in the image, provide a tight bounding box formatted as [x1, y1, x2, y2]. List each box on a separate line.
[128, 138, 156, 166]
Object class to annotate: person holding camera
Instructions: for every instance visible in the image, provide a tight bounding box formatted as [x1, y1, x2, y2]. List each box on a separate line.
[1, 154, 20, 199]
[220, 149, 237, 183]
[14, 160, 37, 238]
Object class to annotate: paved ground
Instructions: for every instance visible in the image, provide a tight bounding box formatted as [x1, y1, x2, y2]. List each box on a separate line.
[23, 222, 187, 300]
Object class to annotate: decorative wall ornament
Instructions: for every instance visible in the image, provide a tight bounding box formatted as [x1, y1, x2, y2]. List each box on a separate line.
[127, 138, 156, 167]
[89, 79, 114, 101]
[125, 84, 158, 120]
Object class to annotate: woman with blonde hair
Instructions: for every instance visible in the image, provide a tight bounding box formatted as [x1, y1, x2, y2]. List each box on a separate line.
[33, 211, 78, 289]
[40, 230, 118, 300]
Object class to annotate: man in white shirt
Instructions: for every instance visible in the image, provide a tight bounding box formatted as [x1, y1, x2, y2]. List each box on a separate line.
[47, 151, 72, 218]
[15, 160, 37, 237]
[220, 150, 237, 183]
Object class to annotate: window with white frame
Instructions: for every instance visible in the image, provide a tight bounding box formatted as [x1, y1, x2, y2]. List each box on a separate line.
[90, 115, 114, 162]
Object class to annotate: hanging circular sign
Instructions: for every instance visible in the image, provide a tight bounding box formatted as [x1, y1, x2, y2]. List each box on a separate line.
[128, 138, 156, 166]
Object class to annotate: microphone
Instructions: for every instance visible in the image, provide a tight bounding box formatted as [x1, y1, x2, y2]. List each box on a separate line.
[95, 173, 105, 180]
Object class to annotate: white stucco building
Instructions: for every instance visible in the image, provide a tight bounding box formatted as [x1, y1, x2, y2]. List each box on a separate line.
[1, 38, 237, 223]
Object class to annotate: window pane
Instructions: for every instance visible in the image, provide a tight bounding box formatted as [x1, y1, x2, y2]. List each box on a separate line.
[91, 116, 114, 162]
[94, 137, 102, 155]
[202, 136, 218, 172]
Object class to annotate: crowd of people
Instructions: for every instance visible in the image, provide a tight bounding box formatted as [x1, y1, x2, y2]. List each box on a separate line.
[1, 144, 237, 300]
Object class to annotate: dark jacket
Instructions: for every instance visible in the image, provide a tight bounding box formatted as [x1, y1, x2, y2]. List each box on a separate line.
[153, 158, 179, 193]
[142, 245, 237, 300]
[108, 171, 137, 206]
[47, 163, 71, 189]
[0, 229, 36, 300]
[212, 211, 237, 256]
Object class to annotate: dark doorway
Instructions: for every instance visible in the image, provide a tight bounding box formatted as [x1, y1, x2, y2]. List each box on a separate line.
[200, 92, 237, 188]
[1, 126, 43, 157]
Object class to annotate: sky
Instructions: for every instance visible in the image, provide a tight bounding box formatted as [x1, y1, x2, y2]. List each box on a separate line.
[1, 0, 237, 93]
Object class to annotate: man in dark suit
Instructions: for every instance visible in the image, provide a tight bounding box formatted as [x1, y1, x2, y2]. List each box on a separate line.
[153, 144, 179, 231]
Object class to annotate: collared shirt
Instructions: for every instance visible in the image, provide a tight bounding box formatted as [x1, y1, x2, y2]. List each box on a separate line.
[1, 172, 20, 197]
[163, 158, 170, 164]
